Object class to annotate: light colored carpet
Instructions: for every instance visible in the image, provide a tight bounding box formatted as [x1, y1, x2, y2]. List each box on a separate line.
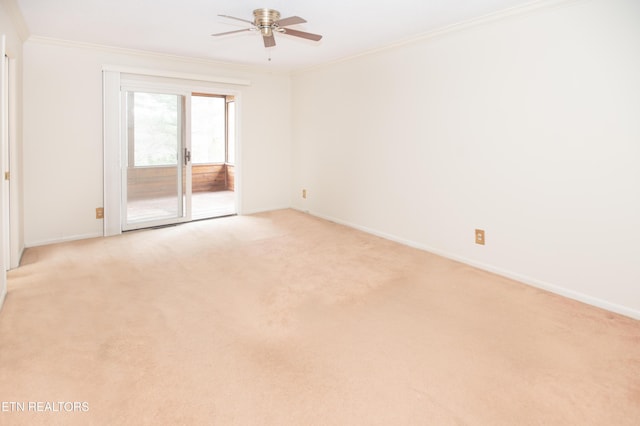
[0, 209, 638, 425]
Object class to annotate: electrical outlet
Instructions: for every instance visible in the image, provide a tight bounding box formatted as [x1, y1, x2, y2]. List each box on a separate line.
[96, 207, 104, 219]
[302, 189, 307, 199]
[475, 229, 485, 245]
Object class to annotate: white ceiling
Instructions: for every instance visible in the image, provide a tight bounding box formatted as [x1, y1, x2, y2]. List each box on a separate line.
[15, 0, 540, 71]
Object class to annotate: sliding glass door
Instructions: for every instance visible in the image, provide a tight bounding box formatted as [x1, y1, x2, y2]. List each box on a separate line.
[120, 86, 237, 231]
[121, 90, 191, 230]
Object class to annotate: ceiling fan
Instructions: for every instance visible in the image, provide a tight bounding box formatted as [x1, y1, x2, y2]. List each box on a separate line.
[211, 8, 323, 48]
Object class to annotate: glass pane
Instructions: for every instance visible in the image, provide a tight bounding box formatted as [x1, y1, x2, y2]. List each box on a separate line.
[125, 91, 184, 225]
[132, 92, 180, 166]
[192, 96, 225, 164]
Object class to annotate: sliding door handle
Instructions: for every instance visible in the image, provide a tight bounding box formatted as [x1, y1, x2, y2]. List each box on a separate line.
[184, 148, 191, 165]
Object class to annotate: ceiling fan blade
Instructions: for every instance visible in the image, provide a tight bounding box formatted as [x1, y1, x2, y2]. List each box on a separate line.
[282, 28, 323, 42]
[276, 16, 307, 27]
[211, 28, 252, 37]
[263, 34, 276, 48]
[218, 14, 254, 25]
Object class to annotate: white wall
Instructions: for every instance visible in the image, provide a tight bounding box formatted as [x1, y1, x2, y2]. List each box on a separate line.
[291, 0, 640, 318]
[23, 39, 291, 246]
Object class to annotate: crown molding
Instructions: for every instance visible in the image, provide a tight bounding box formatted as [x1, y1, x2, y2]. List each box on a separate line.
[293, 0, 583, 75]
[0, 0, 30, 41]
[25, 35, 291, 76]
[18, 0, 584, 76]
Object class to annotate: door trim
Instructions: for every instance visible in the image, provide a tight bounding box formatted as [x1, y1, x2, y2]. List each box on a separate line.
[103, 70, 243, 237]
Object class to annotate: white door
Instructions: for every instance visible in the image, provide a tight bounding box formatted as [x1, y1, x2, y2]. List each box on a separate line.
[121, 89, 192, 231]
[0, 35, 7, 302]
[1, 37, 9, 271]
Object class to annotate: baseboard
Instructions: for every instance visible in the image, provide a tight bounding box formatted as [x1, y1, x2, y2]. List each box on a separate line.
[0, 285, 6, 312]
[25, 232, 104, 248]
[243, 204, 292, 216]
[11, 246, 25, 269]
[300, 208, 640, 321]
[17, 246, 24, 267]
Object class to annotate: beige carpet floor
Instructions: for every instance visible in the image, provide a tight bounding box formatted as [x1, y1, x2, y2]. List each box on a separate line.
[0, 209, 638, 425]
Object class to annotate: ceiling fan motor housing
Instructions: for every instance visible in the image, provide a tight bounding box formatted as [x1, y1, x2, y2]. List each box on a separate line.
[253, 8, 280, 36]
[212, 9, 322, 48]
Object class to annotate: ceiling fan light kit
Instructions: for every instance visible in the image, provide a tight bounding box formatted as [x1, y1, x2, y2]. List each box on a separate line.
[212, 8, 323, 50]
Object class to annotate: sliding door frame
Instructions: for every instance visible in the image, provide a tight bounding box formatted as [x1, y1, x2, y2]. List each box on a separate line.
[102, 67, 248, 237]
